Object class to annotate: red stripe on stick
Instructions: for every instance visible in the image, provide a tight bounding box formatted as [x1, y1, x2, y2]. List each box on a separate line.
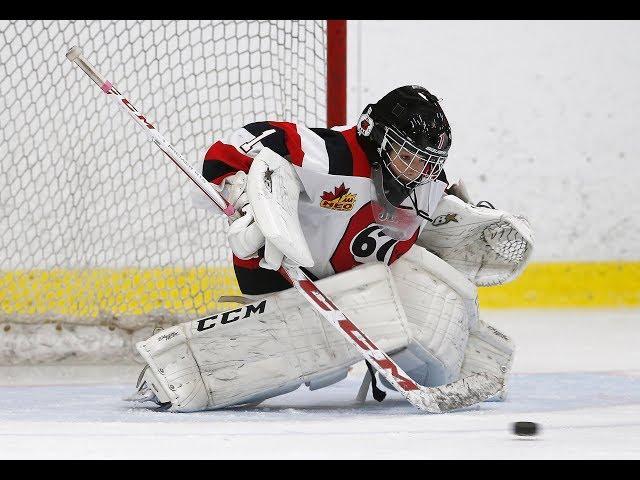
[338, 319, 420, 391]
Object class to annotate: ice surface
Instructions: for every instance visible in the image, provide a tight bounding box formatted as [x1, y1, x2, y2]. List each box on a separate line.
[1, 309, 638, 459]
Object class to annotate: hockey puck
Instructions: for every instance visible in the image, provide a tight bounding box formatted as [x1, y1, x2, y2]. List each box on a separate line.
[512, 421, 539, 436]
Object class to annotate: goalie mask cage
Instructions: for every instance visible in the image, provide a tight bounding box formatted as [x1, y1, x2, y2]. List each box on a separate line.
[0, 20, 347, 365]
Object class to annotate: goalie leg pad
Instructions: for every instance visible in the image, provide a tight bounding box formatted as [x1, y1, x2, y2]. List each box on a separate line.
[136, 262, 410, 412]
[460, 319, 515, 401]
[378, 244, 480, 389]
[135, 325, 211, 411]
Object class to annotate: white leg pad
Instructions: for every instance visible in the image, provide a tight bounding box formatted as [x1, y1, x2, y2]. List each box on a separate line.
[376, 245, 515, 402]
[136, 262, 410, 411]
[379, 244, 479, 389]
[135, 326, 211, 411]
[460, 319, 515, 401]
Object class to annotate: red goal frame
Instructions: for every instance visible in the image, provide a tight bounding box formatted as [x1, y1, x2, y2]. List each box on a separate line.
[326, 20, 347, 128]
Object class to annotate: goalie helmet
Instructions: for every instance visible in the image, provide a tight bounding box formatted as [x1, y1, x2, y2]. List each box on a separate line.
[356, 85, 452, 206]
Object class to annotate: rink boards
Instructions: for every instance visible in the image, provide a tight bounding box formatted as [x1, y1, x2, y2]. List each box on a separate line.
[1, 261, 638, 321]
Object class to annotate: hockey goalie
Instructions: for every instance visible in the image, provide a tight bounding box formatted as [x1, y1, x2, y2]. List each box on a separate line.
[128, 85, 534, 412]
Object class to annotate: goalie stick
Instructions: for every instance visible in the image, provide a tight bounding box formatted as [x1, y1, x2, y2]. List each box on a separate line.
[65, 46, 502, 413]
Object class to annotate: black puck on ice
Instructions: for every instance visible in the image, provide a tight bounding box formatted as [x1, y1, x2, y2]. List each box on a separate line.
[512, 421, 539, 436]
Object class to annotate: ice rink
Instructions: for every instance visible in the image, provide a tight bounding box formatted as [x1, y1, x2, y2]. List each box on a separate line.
[1, 309, 639, 459]
[1, 19, 638, 460]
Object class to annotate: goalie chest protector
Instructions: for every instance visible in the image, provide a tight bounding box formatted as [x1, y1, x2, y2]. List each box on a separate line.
[202, 121, 448, 280]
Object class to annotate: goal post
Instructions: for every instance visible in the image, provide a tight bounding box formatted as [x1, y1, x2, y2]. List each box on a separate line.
[326, 20, 347, 128]
[0, 20, 347, 365]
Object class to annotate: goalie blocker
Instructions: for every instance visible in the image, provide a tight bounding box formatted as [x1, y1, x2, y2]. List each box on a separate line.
[129, 244, 513, 411]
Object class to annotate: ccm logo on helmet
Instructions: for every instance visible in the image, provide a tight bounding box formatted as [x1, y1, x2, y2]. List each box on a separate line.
[196, 300, 267, 331]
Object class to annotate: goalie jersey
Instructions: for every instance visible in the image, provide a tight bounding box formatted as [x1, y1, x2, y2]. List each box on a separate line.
[201, 122, 449, 294]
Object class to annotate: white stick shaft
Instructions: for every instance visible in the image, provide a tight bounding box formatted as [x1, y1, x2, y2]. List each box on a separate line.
[65, 46, 235, 217]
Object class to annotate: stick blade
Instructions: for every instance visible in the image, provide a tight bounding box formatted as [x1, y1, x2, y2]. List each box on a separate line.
[419, 372, 503, 413]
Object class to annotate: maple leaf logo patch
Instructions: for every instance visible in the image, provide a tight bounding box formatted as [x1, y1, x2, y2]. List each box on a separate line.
[320, 183, 357, 211]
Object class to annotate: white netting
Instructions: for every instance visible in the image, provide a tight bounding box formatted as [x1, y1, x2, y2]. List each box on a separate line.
[0, 20, 329, 364]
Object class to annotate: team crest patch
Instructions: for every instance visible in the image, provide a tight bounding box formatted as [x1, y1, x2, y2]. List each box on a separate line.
[320, 183, 357, 211]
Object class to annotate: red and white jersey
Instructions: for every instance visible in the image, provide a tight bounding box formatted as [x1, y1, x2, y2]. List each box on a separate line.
[201, 121, 449, 280]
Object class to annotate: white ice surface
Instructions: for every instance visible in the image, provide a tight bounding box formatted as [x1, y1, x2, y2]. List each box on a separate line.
[1, 309, 639, 459]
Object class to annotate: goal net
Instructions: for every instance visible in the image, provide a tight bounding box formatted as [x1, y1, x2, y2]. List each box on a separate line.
[0, 20, 344, 365]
